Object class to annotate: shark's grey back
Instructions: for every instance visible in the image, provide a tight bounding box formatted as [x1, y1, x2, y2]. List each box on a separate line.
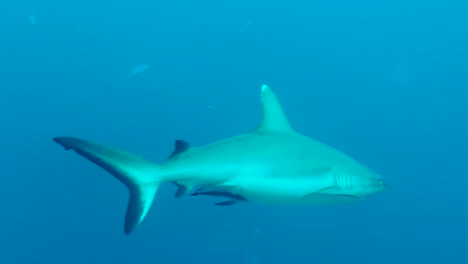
[161, 131, 364, 181]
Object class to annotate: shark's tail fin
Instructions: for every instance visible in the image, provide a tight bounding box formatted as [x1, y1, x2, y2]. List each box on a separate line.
[53, 137, 164, 235]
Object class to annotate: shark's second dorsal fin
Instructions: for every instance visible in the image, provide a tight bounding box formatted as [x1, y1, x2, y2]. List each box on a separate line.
[255, 85, 294, 133]
[168, 140, 191, 159]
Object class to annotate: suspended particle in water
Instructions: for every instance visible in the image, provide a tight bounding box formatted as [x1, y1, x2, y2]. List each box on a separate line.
[240, 19, 254, 33]
[28, 15, 37, 25]
[128, 64, 150, 78]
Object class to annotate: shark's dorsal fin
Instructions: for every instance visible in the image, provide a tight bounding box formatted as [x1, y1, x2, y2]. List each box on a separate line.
[255, 85, 294, 133]
[168, 140, 191, 159]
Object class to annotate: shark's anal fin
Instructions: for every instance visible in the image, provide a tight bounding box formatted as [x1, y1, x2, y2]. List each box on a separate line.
[168, 140, 191, 159]
[214, 200, 238, 206]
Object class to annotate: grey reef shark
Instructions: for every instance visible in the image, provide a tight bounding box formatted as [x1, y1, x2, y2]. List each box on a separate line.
[53, 84, 386, 235]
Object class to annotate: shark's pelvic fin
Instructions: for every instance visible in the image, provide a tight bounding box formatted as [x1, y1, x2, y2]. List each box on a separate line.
[168, 140, 191, 159]
[255, 84, 294, 133]
[53, 137, 163, 235]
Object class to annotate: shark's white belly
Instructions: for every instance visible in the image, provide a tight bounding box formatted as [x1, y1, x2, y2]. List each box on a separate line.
[216, 174, 338, 205]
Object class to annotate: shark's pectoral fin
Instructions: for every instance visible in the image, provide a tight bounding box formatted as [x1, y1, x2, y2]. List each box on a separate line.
[214, 200, 238, 206]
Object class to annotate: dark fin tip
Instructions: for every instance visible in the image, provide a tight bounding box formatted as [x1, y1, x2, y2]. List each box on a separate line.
[53, 137, 72, 150]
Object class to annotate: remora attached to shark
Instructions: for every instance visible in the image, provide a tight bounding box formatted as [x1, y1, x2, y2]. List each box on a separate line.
[53, 85, 386, 234]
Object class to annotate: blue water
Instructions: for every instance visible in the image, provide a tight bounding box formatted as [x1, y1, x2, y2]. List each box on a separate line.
[1, 0, 467, 263]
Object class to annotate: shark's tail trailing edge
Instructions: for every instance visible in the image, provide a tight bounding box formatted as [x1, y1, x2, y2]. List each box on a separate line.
[53, 137, 163, 235]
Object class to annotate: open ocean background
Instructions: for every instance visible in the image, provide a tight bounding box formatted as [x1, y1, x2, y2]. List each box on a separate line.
[1, 0, 467, 263]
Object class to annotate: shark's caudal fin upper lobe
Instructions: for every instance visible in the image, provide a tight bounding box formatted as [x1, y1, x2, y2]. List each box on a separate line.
[53, 137, 163, 235]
